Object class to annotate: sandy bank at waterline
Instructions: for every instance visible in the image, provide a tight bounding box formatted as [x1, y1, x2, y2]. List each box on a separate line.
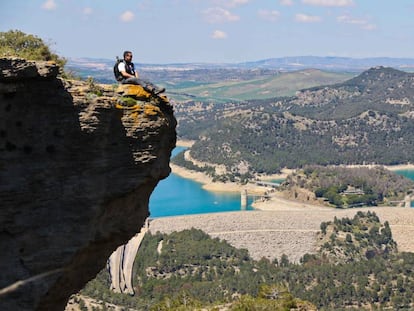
[252, 191, 328, 211]
[336, 163, 414, 171]
[386, 163, 414, 171]
[170, 163, 269, 194]
[176, 139, 195, 148]
[170, 162, 292, 194]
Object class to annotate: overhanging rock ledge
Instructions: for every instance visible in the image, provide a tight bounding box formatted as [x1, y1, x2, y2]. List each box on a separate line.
[0, 58, 176, 311]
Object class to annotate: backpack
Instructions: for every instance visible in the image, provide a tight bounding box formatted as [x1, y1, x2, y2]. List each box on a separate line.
[113, 57, 124, 81]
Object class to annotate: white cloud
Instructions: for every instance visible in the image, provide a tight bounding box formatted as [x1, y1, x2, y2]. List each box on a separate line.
[203, 7, 240, 23]
[211, 30, 228, 39]
[83, 7, 93, 15]
[295, 13, 321, 23]
[337, 15, 376, 30]
[302, 0, 353, 7]
[258, 9, 281, 22]
[280, 0, 294, 5]
[120, 11, 135, 22]
[212, 0, 249, 8]
[42, 0, 56, 10]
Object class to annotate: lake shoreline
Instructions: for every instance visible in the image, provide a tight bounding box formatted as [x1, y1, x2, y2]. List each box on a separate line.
[170, 163, 290, 194]
[172, 140, 414, 214]
[152, 143, 414, 260]
[172, 140, 414, 194]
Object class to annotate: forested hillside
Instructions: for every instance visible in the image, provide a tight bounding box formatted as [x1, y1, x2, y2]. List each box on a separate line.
[79, 212, 414, 310]
[282, 165, 414, 208]
[175, 67, 414, 176]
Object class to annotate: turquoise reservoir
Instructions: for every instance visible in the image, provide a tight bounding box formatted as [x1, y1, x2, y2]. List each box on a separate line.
[149, 147, 254, 217]
[394, 170, 414, 207]
[150, 149, 414, 217]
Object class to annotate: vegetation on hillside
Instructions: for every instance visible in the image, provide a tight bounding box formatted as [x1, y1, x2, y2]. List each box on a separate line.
[168, 69, 352, 102]
[172, 150, 250, 183]
[79, 212, 414, 310]
[317, 211, 397, 263]
[282, 165, 414, 208]
[174, 67, 414, 177]
[0, 30, 66, 68]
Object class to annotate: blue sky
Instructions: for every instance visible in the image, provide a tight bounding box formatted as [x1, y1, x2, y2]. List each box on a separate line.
[1, 0, 414, 64]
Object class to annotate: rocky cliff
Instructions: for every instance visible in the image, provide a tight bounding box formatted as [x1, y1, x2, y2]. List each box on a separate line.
[0, 58, 176, 310]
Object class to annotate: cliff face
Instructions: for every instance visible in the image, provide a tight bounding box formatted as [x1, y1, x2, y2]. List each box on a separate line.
[0, 58, 176, 310]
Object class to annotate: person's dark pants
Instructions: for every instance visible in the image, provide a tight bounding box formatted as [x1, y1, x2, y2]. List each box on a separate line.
[122, 77, 156, 90]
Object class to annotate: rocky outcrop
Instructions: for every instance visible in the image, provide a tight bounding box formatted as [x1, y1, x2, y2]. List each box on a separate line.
[0, 58, 176, 310]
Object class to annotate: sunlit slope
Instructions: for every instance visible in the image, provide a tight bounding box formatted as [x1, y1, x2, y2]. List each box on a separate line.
[168, 69, 354, 102]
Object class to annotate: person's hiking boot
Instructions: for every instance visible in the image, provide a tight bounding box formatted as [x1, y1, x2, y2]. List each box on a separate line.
[145, 85, 165, 95]
[153, 87, 165, 95]
[144, 85, 155, 93]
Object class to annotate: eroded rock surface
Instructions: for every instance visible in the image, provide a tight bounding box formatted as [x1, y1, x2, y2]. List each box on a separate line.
[0, 58, 176, 310]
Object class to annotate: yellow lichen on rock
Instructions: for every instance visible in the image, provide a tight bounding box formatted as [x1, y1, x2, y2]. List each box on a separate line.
[115, 103, 142, 110]
[130, 111, 140, 124]
[114, 83, 170, 122]
[120, 104, 144, 126]
[144, 104, 161, 116]
[115, 103, 126, 110]
[116, 84, 151, 99]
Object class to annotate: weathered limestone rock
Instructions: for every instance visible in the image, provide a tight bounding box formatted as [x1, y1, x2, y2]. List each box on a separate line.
[0, 57, 59, 81]
[0, 58, 176, 310]
[116, 84, 151, 99]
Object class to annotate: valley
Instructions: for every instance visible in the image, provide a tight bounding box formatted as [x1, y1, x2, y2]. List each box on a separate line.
[64, 58, 414, 311]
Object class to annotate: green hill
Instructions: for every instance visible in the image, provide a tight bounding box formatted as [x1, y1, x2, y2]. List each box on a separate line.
[176, 67, 414, 176]
[281, 165, 414, 208]
[168, 69, 353, 102]
[317, 211, 397, 264]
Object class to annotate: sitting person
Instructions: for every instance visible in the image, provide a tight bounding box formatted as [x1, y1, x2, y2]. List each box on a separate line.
[117, 50, 165, 94]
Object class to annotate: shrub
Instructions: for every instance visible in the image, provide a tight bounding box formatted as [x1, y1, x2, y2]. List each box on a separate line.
[0, 30, 66, 68]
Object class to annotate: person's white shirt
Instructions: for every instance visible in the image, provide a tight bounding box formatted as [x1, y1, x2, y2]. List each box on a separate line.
[118, 62, 126, 73]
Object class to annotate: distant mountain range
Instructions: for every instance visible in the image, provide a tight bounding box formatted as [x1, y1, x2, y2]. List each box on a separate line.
[238, 56, 414, 71]
[67, 56, 414, 76]
[66, 56, 414, 98]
